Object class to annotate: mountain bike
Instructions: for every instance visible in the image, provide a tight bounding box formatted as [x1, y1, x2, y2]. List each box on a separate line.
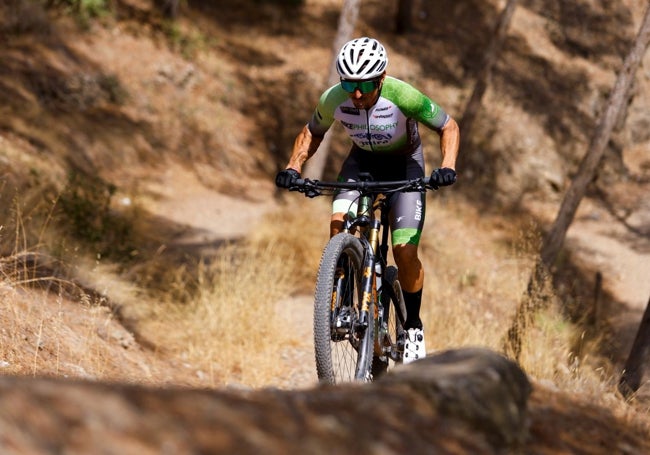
[288, 173, 437, 384]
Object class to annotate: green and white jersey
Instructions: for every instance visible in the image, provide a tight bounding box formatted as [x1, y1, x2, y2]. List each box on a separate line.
[308, 76, 449, 153]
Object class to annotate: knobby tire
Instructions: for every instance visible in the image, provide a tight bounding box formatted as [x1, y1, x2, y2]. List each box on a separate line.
[313, 233, 374, 384]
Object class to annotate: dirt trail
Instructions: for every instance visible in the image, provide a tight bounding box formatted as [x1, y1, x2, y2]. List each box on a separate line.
[564, 189, 650, 372]
[144, 166, 279, 248]
[569, 196, 650, 312]
[274, 295, 318, 389]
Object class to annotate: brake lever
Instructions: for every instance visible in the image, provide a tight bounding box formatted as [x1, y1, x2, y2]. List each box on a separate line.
[288, 179, 321, 198]
[423, 176, 439, 191]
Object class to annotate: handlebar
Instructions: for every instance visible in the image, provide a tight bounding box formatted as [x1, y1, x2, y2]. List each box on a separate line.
[288, 176, 436, 198]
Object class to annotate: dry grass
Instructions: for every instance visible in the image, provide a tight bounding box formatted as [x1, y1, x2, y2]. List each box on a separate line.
[418, 196, 527, 351]
[1, 264, 137, 381]
[141, 197, 326, 388]
[0, 197, 176, 385]
[414, 195, 645, 412]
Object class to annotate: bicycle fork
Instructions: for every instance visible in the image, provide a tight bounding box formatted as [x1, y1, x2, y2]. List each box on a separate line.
[359, 219, 381, 338]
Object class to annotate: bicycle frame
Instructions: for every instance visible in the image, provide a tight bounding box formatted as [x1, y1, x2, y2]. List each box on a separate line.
[340, 193, 375, 321]
[336, 185, 411, 365]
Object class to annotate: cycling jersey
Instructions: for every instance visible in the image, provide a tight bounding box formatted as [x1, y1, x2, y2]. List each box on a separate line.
[308, 76, 450, 153]
[308, 76, 450, 246]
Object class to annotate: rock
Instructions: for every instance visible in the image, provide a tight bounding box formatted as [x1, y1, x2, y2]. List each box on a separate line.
[0, 348, 531, 454]
[378, 347, 532, 450]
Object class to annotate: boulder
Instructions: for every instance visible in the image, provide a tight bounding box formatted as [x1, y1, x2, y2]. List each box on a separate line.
[0, 348, 530, 454]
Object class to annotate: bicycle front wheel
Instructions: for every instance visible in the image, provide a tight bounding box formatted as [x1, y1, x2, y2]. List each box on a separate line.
[372, 265, 408, 378]
[313, 233, 373, 384]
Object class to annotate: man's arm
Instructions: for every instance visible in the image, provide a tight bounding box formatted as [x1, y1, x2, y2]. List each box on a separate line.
[439, 117, 460, 170]
[285, 124, 324, 174]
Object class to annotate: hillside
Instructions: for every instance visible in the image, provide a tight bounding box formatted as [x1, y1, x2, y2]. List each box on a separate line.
[1, 0, 649, 452]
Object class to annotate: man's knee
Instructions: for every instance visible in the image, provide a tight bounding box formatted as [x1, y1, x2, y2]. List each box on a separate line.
[393, 244, 419, 264]
[330, 213, 345, 237]
[393, 244, 423, 292]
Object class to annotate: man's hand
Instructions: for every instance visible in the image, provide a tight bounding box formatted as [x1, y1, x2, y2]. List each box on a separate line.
[430, 167, 457, 189]
[275, 168, 300, 188]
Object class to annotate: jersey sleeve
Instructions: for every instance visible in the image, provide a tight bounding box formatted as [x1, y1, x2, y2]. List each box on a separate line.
[307, 84, 348, 137]
[383, 78, 450, 133]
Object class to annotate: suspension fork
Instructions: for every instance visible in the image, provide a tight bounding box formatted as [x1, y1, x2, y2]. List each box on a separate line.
[359, 219, 381, 328]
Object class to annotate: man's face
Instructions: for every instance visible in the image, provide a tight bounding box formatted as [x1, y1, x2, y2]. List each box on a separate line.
[340, 76, 383, 110]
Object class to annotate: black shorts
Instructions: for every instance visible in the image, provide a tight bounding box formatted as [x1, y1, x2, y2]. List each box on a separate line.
[333, 145, 426, 246]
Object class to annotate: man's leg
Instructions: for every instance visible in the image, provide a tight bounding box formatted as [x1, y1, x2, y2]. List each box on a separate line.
[330, 213, 345, 237]
[331, 185, 359, 237]
[393, 243, 424, 330]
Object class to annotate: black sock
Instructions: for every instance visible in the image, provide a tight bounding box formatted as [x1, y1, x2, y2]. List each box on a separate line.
[403, 288, 423, 330]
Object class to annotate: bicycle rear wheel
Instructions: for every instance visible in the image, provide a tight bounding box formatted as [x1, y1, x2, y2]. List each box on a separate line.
[314, 233, 374, 384]
[372, 265, 407, 379]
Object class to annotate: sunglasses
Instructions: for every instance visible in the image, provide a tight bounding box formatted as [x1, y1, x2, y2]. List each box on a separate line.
[340, 79, 380, 94]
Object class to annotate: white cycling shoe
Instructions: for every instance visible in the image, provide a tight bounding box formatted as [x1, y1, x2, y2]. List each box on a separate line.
[403, 328, 426, 364]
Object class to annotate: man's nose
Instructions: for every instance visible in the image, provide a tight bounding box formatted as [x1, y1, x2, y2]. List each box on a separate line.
[353, 89, 363, 98]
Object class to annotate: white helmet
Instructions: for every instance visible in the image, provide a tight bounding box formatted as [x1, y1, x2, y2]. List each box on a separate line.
[336, 37, 388, 80]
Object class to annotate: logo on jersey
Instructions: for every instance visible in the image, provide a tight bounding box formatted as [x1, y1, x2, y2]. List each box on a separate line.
[370, 133, 393, 142]
[341, 121, 367, 130]
[370, 122, 397, 131]
[422, 103, 439, 120]
[340, 106, 360, 115]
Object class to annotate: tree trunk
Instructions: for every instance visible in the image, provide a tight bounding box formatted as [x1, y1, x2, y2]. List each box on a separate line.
[459, 0, 518, 160]
[539, 4, 650, 270]
[504, 4, 650, 360]
[619, 295, 650, 398]
[303, 0, 360, 180]
[395, 0, 414, 34]
[157, 0, 180, 19]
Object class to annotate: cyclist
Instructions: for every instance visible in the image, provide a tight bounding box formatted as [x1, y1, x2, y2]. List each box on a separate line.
[276, 37, 459, 364]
